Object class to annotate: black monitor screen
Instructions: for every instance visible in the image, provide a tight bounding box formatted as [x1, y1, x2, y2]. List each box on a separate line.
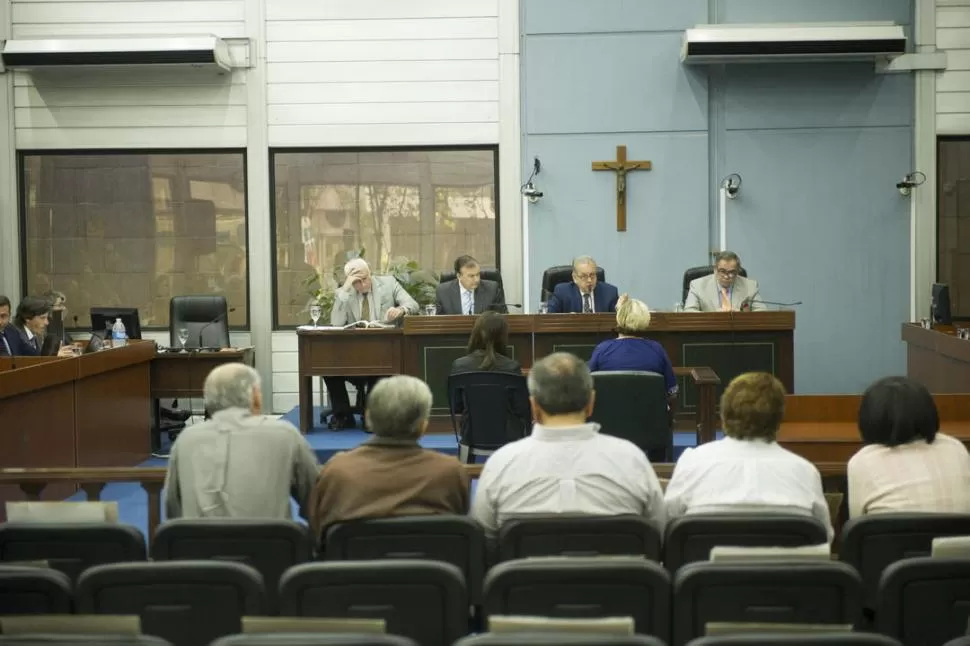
[90, 307, 142, 340]
[932, 283, 953, 326]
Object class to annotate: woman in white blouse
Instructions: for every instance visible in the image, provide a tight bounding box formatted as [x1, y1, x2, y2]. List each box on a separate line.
[848, 376, 970, 518]
[664, 372, 833, 540]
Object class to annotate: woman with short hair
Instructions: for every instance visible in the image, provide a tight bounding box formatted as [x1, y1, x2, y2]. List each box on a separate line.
[848, 376, 970, 518]
[664, 372, 833, 539]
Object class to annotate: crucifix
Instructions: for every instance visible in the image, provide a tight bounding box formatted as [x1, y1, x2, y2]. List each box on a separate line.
[591, 145, 652, 232]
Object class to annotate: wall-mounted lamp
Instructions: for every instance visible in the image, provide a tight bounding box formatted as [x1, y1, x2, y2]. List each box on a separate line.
[721, 173, 742, 199]
[897, 171, 926, 197]
[521, 157, 543, 204]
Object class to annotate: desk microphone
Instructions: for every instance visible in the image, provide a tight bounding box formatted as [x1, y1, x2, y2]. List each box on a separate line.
[198, 308, 236, 349]
[740, 298, 803, 311]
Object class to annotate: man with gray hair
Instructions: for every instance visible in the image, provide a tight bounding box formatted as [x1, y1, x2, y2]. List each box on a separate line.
[471, 352, 665, 538]
[547, 255, 620, 313]
[163, 363, 321, 520]
[684, 250, 765, 312]
[309, 375, 469, 543]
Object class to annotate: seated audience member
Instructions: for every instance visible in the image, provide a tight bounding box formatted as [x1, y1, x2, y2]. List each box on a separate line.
[325, 258, 420, 429]
[0, 295, 10, 356]
[470, 352, 666, 538]
[684, 250, 765, 312]
[164, 363, 320, 520]
[451, 311, 521, 375]
[547, 255, 620, 314]
[2, 296, 73, 357]
[436, 254, 507, 315]
[848, 376, 970, 518]
[309, 375, 469, 542]
[589, 295, 677, 404]
[664, 372, 833, 540]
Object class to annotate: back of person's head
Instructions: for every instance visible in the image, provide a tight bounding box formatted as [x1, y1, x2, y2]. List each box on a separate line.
[858, 376, 939, 447]
[15, 296, 52, 328]
[366, 375, 433, 439]
[616, 297, 651, 335]
[721, 372, 786, 441]
[467, 311, 508, 369]
[204, 363, 262, 415]
[528, 352, 594, 419]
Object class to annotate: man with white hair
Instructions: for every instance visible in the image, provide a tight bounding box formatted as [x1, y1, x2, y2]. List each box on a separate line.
[309, 375, 469, 543]
[324, 258, 420, 429]
[163, 363, 320, 519]
[547, 255, 620, 313]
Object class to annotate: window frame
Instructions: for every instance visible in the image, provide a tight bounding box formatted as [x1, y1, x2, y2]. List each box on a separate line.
[17, 147, 252, 331]
[269, 144, 501, 330]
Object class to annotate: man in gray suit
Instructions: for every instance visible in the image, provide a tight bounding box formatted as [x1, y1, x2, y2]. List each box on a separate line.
[435, 255, 507, 315]
[684, 250, 766, 312]
[326, 258, 419, 429]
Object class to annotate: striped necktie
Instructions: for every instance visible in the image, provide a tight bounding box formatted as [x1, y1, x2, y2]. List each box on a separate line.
[464, 291, 473, 315]
[582, 293, 592, 313]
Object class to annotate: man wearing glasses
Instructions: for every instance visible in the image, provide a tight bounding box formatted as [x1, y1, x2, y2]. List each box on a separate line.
[684, 250, 765, 312]
[547, 255, 620, 314]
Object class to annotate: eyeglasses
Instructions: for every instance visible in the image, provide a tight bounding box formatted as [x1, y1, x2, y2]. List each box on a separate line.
[575, 273, 597, 281]
[716, 269, 738, 277]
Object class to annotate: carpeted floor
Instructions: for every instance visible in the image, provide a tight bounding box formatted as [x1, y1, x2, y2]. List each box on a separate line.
[70, 405, 721, 541]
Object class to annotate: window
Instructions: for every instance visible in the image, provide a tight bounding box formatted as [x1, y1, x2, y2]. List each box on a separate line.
[938, 138, 970, 319]
[272, 147, 498, 327]
[21, 151, 248, 329]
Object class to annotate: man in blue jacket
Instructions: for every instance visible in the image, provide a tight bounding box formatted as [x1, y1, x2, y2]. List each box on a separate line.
[547, 255, 619, 314]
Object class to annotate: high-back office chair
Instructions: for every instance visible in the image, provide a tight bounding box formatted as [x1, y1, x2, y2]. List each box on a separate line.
[541, 265, 606, 302]
[681, 266, 747, 305]
[169, 296, 231, 350]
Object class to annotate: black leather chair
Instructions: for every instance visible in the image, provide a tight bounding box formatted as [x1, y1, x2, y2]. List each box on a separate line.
[280, 560, 467, 646]
[447, 371, 531, 463]
[681, 265, 747, 305]
[325, 516, 486, 604]
[483, 557, 671, 643]
[0, 523, 146, 583]
[0, 638, 172, 646]
[840, 513, 970, 610]
[169, 295, 230, 350]
[673, 561, 863, 646]
[213, 637, 417, 646]
[541, 265, 605, 302]
[877, 557, 970, 646]
[497, 515, 662, 562]
[439, 269, 505, 293]
[589, 371, 672, 461]
[151, 519, 312, 614]
[456, 636, 666, 646]
[663, 515, 829, 573]
[690, 636, 901, 646]
[75, 561, 266, 646]
[0, 565, 72, 614]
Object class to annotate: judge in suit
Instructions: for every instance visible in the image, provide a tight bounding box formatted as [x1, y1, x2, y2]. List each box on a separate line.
[325, 258, 420, 429]
[547, 255, 619, 313]
[684, 250, 765, 312]
[0, 295, 10, 356]
[3, 296, 74, 357]
[435, 255, 507, 315]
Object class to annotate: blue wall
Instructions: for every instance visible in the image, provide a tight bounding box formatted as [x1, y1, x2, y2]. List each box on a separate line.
[522, 0, 914, 393]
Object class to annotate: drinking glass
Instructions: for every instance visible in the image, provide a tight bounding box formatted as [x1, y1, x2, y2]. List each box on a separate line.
[177, 327, 190, 351]
[309, 304, 322, 327]
[423, 304, 437, 316]
[538, 302, 549, 315]
[673, 302, 684, 313]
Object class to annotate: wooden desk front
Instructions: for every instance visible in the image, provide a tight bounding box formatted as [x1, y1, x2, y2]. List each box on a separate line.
[902, 323, 970, 392]
[150, 348, 256, 400]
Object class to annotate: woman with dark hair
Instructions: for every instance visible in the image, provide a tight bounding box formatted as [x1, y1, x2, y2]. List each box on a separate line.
[848, 376, 970, 517]
[3, 296, 72, 356]
[450, 311, 521, 375]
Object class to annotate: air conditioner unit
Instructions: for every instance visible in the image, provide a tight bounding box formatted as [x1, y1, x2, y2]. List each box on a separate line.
[1, 35, 232, 71]
[681, 23, 907, 64]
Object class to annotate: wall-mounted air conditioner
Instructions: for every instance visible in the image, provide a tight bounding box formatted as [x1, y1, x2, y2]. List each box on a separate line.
[681, 23, 907, 64]
[1, 35, 232, 72]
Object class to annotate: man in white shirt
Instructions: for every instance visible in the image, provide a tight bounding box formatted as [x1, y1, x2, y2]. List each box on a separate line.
[663, 372, 833, 540]
[470, 352, 666, 538]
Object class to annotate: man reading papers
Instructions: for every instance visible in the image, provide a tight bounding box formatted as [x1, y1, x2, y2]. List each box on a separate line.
[325, 258, 419, 430]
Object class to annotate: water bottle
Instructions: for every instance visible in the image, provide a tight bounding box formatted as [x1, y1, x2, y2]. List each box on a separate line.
[111, 317, 128, 348]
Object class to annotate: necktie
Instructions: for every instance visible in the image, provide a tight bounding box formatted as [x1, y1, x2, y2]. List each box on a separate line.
[360, 294, 371, 322]
[464, 291, 473, 315]
[720, 288, 731, 311]
[583, 293, 592, 313]
[32, 336, 40, 352]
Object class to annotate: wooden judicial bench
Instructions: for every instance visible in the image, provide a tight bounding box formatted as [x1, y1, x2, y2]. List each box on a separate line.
[902, 322, 970, 392]
[298, 311, 795, 436]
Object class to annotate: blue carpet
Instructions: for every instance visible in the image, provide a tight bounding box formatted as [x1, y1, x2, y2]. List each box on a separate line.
[72, 405, 721, 542]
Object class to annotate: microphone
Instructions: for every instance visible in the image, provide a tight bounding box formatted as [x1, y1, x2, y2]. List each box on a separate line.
[72, 315, 79, 328]
[740, 297, 803, 311]
[198, 308, 236, 349]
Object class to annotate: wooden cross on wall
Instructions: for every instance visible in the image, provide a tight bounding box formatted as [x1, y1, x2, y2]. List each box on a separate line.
[591, 145, 652, 232]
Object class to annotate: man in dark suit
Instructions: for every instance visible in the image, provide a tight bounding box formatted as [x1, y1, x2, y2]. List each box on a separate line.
[547, 255, 619, 313]
[435, 255, 507, 315]
[0, 295, 11, 356]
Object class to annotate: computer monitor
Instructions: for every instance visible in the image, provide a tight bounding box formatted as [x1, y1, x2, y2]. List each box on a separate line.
[932, 283, 953, 326]
[89, 307, 143, 340]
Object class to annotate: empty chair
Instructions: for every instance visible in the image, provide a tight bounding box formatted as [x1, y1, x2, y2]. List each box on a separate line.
[456, 636, 665, 646]
[840, 513, 970, 609]
[483, 557, 671, 643]
[590, 371, 672, 461]
[541, 265, 605, 302]
[280, 560, 467, 646]
[0, 523, 146, 582]
[151, 519, 312, 613]
[75, 561, 265, 646]
[663, 515, 829, 573]
[169, 295, 230, 349]
[497, 515, 661, 562]
[326, 516, 485, 604]
[877, 557, 970, 646]
[689, 635, 901, 646]
[0, 638, 171, 646]
[0, 565, 72, 614]
[673, 561, 863, 646]
[447, 371, 530, 463]
[212, 636, 417, 646]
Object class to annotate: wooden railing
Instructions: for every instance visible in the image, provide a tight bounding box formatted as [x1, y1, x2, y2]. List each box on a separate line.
[0, 463, 849, 547]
